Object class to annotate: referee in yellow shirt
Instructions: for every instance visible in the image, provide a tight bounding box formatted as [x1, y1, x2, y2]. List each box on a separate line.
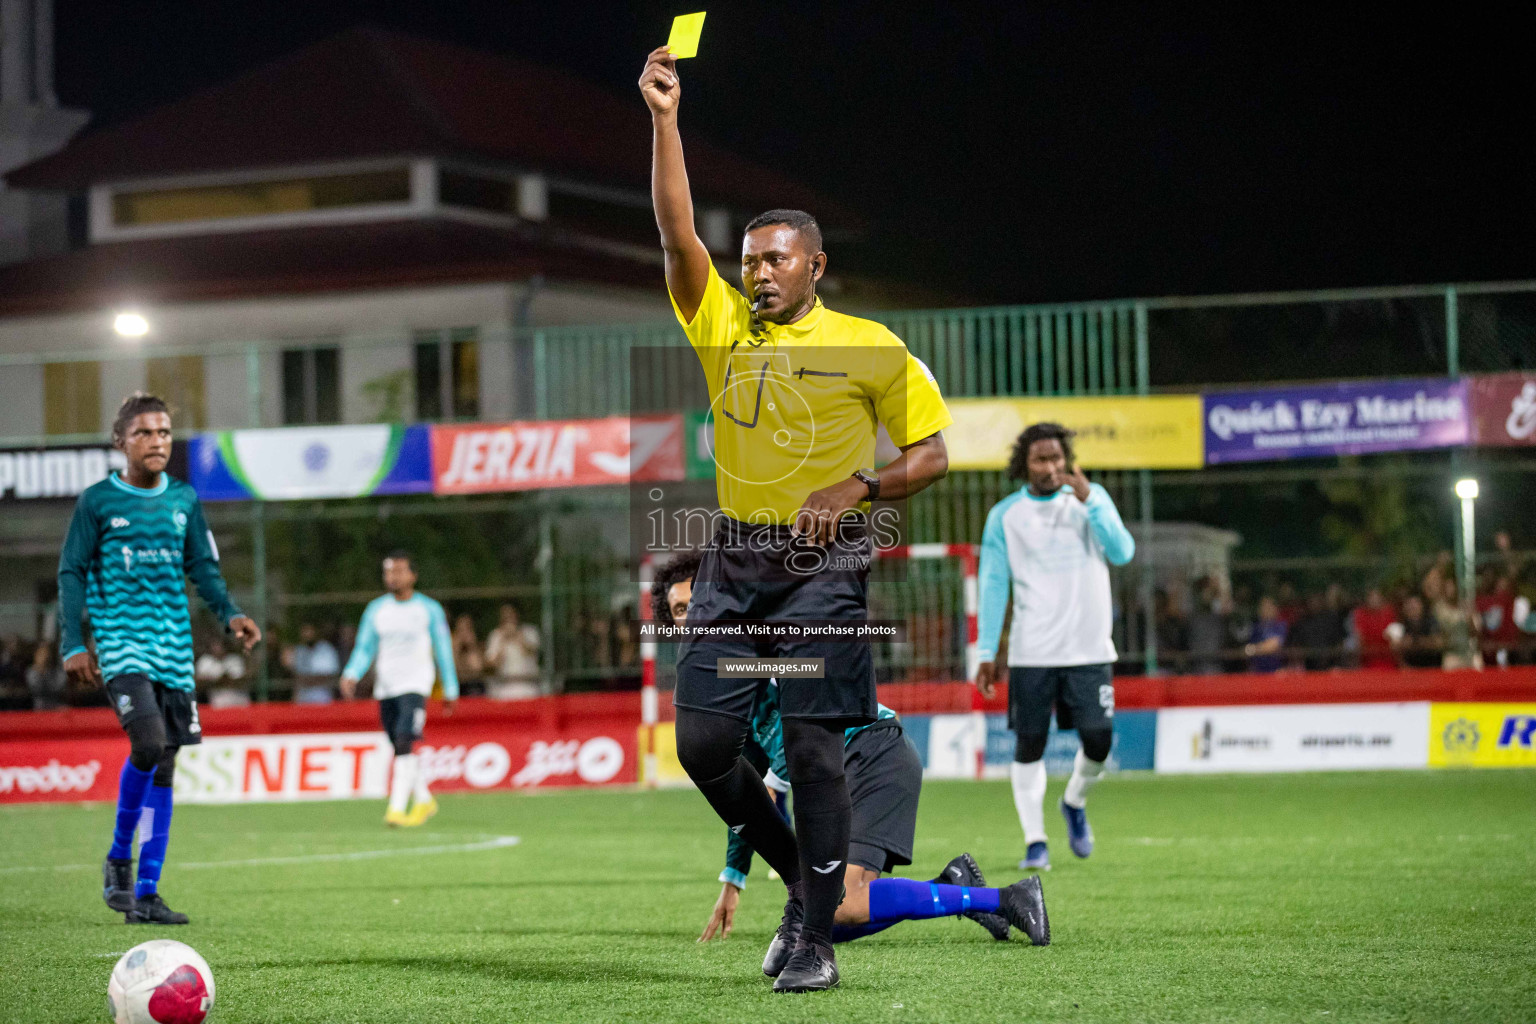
[640, 46, 953, 992]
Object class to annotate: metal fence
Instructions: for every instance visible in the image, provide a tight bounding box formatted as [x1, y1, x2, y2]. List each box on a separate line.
[3, 279, 1533, 699]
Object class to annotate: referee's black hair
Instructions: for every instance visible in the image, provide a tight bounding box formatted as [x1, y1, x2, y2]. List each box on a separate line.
[650, 551, 703, 626]
[384, 549, 417, 573]
[111, 392, 170, 448]
[1007, 421, 1076, 480]
[743, 209, 823, 253]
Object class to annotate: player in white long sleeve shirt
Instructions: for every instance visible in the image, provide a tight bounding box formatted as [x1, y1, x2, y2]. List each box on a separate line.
[340, 551, 459, 827]
[974, 423, 1135, 871]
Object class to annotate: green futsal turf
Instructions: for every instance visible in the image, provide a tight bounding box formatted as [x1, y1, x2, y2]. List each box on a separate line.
[2, 770, 1533, 1024]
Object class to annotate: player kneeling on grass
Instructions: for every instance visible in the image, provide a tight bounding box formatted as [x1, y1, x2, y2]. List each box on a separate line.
[652, 553, 1049, 950]
[60, 392, 262, 925]
[339, 551, 458, 827]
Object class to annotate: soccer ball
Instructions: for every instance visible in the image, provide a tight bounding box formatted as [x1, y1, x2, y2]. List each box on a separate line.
[107, 940, 215, 1024]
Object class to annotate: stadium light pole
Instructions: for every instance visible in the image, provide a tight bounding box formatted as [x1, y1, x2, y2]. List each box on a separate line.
[1455, 477, 1478, 618]
[113, 311, 149, 339]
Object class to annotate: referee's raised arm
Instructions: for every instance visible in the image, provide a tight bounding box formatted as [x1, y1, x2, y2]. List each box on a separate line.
[640, 45, 712, 321]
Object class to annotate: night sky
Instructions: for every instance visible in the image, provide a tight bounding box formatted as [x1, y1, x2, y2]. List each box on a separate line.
[51, 1, 1531, 304]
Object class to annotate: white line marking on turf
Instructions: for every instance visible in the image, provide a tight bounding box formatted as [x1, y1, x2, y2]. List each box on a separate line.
[0, 835, 519, 875]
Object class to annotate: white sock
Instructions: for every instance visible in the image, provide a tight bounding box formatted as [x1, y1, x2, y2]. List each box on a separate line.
[1011, 759, 1047, 845]
[389, 754, 417, 814]
[1063, 749, 1106, 809]
[412, 764, 433, 806]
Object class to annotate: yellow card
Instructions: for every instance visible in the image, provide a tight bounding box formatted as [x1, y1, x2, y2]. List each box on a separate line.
[667, 12, 707, 59]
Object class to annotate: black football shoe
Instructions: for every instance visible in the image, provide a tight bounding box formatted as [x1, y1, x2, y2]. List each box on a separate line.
[126, 893, 189, 925]
[935, 853, 1011, 941]
[1000, 875, 1050, 946]
[772, 941, 840, 993]
[103, 858, 135, 913]
[762, 892, 805, 977]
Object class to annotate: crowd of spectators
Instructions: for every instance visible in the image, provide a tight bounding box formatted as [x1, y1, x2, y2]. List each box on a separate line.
[1153, 535, 1534, 675]
[5, 534, 1533, 710]
[262, 603, 546, 705]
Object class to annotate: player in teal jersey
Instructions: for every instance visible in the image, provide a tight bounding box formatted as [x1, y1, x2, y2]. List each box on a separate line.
[58, 393, 261, 925]
[650, 553, 1049, 960]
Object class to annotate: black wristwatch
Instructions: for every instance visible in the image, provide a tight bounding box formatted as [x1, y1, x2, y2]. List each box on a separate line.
[851, 468, 880, 503]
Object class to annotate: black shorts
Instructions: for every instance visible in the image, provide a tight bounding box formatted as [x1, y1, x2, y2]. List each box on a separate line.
[105, 674, 202, 747]
[675, 518, 875, 724]
[1008, 664, 1115, 735]
[845, 721, 923, 872]
[379, 694, 427, 749]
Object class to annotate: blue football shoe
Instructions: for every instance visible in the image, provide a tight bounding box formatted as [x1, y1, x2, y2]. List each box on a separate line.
[1060, 799, 1094, 858]
[1018, 841, 1050, 871]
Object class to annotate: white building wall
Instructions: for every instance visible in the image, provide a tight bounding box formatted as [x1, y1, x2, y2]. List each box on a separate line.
[0, 278, 674, 435]
[342, 338, 413, 423]
[203, 352, 250, 429]
[98, 357, 145, 431]
[0, 361, 43, 438]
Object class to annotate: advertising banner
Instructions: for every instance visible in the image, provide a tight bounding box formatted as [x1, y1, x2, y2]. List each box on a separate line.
[1154, 702, 1430, 773]
[189, 424, 432, 501]
[0, 722, 635, 805]
[0, 444, 191, 502]
[1203, 378, 1468, 464]
[1428, 703, 1536, 768]
[0, 445, 126, 502]
[0, 740, 116, 803]
[1468, 373, 1536, 447]
[430, 415, 684, 495]
[945, 396, 1204, 470]
[684, 409, 715, 480]
[917, 710, 1157, 778]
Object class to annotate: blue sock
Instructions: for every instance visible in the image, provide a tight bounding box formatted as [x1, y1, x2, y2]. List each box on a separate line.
[108, 759, 155, 861]
[867, 878, 1002, 923]
[832, 921, 897, 943]
[772, 789, 789, 824]
[134, 785, 173, 898]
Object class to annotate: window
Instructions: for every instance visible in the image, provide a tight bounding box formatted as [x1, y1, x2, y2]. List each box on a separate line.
[281, 346, 340, 425]
[112, 168, 411, 227]
[546, 189, 658, 245]
[439, 170, 515, 215]
[44, 362, 101, 436]
[414, 329, 479, 421]
[146, 356, 205, 430]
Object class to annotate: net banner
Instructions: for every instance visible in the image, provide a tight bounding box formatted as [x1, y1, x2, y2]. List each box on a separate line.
[1203, 378, 1469, 464]
[189, 424, 431, 501]
[945, 395, 1204, 470]
[1468, 372, 1536, 447]
[430, 415, 684, 495]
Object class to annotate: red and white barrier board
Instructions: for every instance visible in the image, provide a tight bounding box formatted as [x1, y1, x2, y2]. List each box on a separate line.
[0, 741, 115, 802]
[0, 717, 635, 805]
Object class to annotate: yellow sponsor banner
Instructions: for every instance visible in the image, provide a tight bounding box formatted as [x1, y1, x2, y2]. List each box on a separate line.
[639, 722, 692, 786]
[1429, 703, 1536, 768]
[944, 395, 1204, 470]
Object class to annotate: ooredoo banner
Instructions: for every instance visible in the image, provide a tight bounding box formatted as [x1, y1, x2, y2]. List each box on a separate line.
[430, 415, 684, 495]
[1468, 373, 1536, 447]
[1203, 379, 1469, 463]
[1154, 702, 1430, 773]
[0, 723, 635, 804]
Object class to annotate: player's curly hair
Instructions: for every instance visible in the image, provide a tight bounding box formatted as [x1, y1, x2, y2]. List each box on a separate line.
[1006, 421, 1076, 480]
[649, 551, 703, 626]
[743, 209, 823, 254]
[111, 392, 171, 448]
